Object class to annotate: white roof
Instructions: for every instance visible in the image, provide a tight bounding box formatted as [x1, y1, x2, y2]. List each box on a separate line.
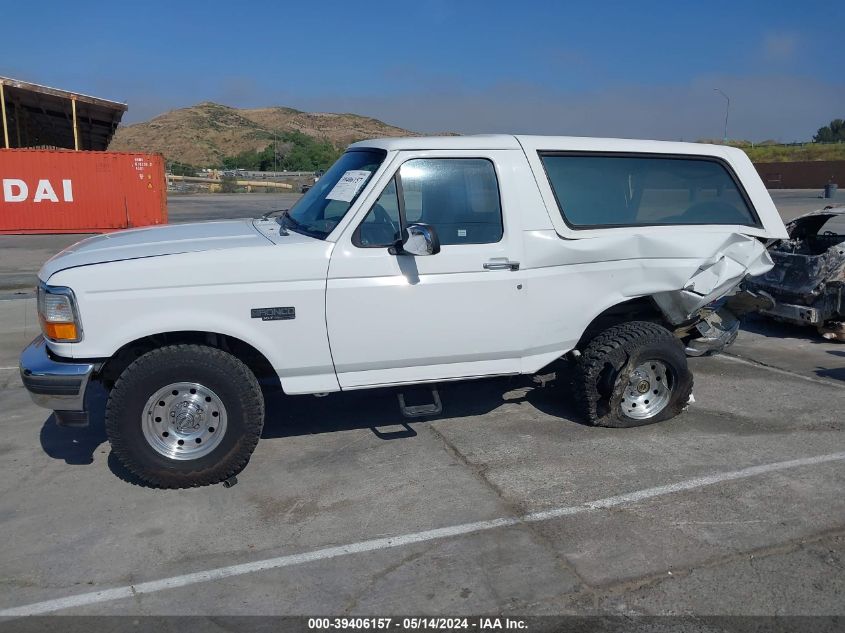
[350, 134, 520, 151]
[350, 134, 741, 159]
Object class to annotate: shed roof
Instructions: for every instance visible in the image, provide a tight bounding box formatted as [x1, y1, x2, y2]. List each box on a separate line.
[0, 76, 127, 151]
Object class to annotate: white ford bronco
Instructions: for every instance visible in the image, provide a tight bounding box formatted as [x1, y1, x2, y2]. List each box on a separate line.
[20, 135, 788, 487]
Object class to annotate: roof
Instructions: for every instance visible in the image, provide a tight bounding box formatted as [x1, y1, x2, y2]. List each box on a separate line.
[0, 76, 127, 151]
[350, 134, 521, 151]
[351, 134, 742, 159]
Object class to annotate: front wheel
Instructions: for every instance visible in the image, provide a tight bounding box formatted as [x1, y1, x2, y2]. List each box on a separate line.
[105, 344, 264, 488]
[574, 321, 693, 428]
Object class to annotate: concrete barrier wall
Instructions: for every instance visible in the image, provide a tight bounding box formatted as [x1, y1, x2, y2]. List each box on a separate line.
[754, 160, 845, 189]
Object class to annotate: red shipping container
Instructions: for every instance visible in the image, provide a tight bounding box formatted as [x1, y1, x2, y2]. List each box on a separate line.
[0, 149, 168, 234]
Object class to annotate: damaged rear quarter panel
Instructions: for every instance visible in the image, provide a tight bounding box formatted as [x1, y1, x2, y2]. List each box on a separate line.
[511, 138, 786, 369]
[519, 229, 774, 370]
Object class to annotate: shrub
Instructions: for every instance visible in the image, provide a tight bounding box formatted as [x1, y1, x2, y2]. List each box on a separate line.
[220, 174, 238, 193]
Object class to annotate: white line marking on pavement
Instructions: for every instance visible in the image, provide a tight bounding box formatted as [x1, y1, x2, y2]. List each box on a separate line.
[2, 451, 843, 617]
[721, 353, 843, 388]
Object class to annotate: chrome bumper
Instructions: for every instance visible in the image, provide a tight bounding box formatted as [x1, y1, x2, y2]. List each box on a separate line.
[19, 336, 98, 426]
[685, 308, 741, 357]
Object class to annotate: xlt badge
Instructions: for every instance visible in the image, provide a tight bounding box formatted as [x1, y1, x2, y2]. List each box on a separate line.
[251, 307, 295, 321]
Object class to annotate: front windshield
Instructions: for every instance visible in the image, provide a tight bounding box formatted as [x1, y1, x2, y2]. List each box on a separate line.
[283, 148, 387, 239]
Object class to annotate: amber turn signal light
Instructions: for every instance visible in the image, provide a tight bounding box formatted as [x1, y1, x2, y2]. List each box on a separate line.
[41, 321, 79, 342]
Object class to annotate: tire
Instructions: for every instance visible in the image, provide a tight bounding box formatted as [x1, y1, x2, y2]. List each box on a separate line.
[105, 344, 265, 488]
[574, 321, 693, 428]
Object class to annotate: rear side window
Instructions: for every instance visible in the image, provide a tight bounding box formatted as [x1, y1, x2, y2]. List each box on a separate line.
[539, 153, 758, 228]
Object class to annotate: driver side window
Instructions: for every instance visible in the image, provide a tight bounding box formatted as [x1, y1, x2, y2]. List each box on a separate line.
[354, 158, 504, 248]
[354, 177, 402, 248]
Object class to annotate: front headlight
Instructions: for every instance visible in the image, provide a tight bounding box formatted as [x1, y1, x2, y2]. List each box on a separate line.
[37, 284, 83, 342]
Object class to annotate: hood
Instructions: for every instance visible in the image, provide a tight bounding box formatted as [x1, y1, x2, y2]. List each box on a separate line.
[40, 220, 275, 280]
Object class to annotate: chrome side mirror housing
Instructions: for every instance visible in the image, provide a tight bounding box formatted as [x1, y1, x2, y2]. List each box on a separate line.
[391, 223, 441, 256]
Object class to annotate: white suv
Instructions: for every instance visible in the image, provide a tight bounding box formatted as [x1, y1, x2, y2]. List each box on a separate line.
[20, 135, 787, 487]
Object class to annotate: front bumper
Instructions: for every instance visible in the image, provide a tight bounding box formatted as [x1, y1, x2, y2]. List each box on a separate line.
[19, 336, 98, 426]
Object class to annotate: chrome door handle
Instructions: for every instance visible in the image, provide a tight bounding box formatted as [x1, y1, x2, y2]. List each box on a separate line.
[483, 258, 520, 271]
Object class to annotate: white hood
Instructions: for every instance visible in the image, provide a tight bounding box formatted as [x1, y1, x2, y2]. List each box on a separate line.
[40, 220, 277, 279]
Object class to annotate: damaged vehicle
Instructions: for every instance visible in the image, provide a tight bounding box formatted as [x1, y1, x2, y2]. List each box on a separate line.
[20, 135, 787, 487]
[747, 206, 845, 342]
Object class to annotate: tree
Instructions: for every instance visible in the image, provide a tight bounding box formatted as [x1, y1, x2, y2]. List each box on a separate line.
[169, 162, 198, 177]
[220, 131, 341, 172]
[813, 119, 845, 143]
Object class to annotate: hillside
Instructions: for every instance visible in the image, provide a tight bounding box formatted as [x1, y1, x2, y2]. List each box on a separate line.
[698, 139, 845, 163]
[109, 102, 417, 167]
[737, 142, 845, 163]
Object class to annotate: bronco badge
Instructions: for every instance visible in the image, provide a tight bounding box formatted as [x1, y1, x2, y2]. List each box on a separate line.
[250, 306, 295, 321]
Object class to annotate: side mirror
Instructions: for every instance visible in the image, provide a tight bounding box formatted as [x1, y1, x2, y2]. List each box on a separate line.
[391, 223, 441, 256]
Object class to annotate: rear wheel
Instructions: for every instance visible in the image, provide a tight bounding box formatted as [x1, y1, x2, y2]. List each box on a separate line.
[105, 344, 264, 488]
[574, 321, 693, 428]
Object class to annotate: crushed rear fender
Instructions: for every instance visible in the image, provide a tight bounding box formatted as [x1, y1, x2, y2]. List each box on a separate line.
[651, 233, 774, 324]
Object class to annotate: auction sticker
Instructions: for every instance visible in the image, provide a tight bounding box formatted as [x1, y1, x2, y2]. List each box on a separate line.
[325, 170, 371, 202]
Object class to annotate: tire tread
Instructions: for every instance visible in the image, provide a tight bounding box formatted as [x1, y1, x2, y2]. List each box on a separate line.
[575, 321, 693, 427]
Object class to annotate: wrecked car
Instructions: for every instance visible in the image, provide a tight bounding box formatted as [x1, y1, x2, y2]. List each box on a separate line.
[747, 206, 845, 341]
[20, 135, 787, 487]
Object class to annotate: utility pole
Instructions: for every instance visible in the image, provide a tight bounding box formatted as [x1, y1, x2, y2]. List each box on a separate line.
[714, 88, 730, 143]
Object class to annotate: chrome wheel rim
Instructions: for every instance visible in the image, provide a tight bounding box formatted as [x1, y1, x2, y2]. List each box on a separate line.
[621, 360, 672, 420]
[141, 382, 227, 460]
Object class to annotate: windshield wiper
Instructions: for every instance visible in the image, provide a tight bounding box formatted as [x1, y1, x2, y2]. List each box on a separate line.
[261, 208, 288, 220]
[267, 209, 326, 239]
[258, 208, 290, 235]
[278, 210, 311, 234]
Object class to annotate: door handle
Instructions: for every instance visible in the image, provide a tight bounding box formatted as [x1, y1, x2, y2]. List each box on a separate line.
[483, 258, 520, 271]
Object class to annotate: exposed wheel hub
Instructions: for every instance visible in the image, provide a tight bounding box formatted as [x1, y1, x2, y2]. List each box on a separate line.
[141, 382, 228, 460]
[621, 361, 673, 420]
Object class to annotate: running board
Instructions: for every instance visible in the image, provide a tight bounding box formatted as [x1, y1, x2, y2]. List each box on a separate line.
[398, 387, 442, 418]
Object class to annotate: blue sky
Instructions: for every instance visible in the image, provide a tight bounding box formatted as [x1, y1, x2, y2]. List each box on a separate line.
[2, 0, 843, 141]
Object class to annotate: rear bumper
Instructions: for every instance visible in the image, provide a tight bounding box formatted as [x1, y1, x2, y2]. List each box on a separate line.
[685, 308, 741, 357]
[19, 336, 99, 426]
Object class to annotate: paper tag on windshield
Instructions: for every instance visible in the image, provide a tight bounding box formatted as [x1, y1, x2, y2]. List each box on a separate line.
[325, 170, 371, 202]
